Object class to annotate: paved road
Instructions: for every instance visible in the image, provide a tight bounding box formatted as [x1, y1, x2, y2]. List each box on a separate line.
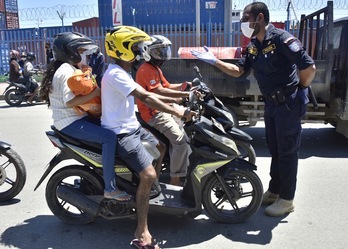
[0, 101, 348, 249]
[0, 82, 9, 100]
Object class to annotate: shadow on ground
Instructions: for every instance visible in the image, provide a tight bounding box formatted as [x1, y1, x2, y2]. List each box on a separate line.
[0, 208, 287, 249]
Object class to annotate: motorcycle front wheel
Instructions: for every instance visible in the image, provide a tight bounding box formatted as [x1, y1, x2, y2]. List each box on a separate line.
[235, 140, 256, 164]
[0, 148, 26, 201]
[46, 165, 104, 225]
[202, 168, 263, 224]
[4, 88, 24, 107]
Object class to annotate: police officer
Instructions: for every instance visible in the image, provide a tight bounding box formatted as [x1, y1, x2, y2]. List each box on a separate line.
[191, 1, 316, 216]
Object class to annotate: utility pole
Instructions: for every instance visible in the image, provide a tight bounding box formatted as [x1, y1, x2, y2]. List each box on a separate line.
[224, 0, 233, 46]
[286, 0, 298, 31]
[196, 0, 200, 46]
[57, 8, 66, 32]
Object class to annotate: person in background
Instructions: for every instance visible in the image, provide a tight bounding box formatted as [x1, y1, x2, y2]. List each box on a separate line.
[191, 1, 316, 217]
[23, 52, 40, 104]
[18, 51, 27, 70]
[88, 48, 105, 88]
[9, 50, 23, 83]
[45, 42, 54, 66]
[40, 31, 132, 203]
[102, 25, 195, 249]
[136, 35, 191, 186]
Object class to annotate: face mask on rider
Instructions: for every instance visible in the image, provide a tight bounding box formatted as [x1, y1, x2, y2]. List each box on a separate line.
[80, 51, 88, 64]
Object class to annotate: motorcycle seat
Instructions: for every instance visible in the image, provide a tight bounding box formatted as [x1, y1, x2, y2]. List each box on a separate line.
[50, 125, 102, 150]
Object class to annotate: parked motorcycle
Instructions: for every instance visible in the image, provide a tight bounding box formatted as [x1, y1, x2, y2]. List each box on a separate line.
[0, 141, 27, 201]
[3, 80, 41, 107]
[34, 88, 263, 225]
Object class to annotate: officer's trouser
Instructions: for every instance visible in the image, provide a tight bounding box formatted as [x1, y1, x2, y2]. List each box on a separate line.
[148, 112, 191, 178]
[264, 88, 308, 200]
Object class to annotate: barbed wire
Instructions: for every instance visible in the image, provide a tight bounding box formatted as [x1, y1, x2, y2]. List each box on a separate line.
[234, 0, 348, 10]
[18, 1, 348, 22]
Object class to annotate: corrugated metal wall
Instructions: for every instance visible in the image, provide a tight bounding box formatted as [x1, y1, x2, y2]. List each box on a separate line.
[0, 0, 19, 29]
[98, 0, 224, 28]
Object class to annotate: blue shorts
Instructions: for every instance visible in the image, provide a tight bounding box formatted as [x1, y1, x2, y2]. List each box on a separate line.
[116, 127, 158, 173]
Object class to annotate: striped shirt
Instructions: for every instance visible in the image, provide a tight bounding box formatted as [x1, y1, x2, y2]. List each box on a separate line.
[49, 63, 87, 130]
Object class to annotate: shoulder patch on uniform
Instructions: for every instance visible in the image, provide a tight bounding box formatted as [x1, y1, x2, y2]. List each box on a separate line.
[248, 46, 258, 55]
[285, 38, 302, 52]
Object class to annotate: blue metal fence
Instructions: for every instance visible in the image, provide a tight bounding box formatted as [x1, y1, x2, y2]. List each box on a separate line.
[0, 22, 299, 75]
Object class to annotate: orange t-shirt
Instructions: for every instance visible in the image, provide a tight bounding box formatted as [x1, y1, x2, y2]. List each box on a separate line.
[136, 62, 170, 122]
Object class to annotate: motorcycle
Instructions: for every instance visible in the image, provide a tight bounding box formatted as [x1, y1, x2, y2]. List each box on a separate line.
[0, 141, 27, 201]
[3, 80, 41, 107]
[34, 88, 263, 225]
[3, 67, 42, 107]
[137, 66, 256, 165]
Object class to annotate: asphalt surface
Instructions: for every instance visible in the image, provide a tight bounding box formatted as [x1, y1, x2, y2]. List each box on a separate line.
[0, 82, 9, 100]
[0, 101, 348, 249]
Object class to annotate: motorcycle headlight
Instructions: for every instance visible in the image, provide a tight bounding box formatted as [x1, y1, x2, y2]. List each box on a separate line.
[204, 128, 239, 153]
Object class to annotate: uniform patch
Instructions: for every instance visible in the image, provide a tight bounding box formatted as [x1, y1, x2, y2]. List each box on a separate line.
[150, 79, 157, 85]
[248, 46, 258, 55]
[262, 44, 276, 54]
[286, 38, 301, 52]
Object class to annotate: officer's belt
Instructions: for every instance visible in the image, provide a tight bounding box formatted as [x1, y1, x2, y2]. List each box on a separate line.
[264, 85, 298, 106]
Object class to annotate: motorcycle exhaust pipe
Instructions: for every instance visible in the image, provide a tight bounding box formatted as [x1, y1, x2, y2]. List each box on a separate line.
[56, 185, 101, 217]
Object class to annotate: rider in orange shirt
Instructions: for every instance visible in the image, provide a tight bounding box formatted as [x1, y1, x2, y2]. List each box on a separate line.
[136, 35, 191, 186]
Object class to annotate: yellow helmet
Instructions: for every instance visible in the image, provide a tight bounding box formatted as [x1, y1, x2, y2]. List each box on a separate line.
[105, 25, 151, 62]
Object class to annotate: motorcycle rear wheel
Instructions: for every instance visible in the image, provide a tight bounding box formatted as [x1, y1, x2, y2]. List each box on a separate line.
[0, 148, 26, 201]
[202, 169, 263, 223]
[46, 165, 104, 225]
[4, 88, 24, 107]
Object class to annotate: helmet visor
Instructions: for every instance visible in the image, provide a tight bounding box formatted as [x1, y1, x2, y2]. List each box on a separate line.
[150, 45, 172, 60]
[78, 44, 98, 55]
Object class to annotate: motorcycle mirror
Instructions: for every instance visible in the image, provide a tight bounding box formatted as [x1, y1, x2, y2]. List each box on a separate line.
[193, 66, 203, 81]
[192, 78, 201, 87]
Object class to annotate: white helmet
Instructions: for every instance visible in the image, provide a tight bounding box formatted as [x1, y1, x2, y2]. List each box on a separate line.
[142, 35, 172, 62]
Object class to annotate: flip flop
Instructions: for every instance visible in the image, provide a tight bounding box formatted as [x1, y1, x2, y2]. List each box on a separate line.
[130, 239, 160, 249]
[104, 191, 133, 203]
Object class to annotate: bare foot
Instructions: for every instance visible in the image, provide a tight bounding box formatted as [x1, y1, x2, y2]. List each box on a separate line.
[134, 230, 157, 247]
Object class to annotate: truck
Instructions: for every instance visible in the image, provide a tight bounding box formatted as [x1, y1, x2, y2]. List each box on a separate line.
[160, 1, 348, 138]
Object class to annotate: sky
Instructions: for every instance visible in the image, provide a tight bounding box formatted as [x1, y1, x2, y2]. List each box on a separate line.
[17, 0, 98, 28]
[17, 0, 347, 29]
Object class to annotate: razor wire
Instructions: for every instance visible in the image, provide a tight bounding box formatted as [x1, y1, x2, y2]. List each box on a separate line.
[18, 1, 348, 22]
[18, 4, 99, 21]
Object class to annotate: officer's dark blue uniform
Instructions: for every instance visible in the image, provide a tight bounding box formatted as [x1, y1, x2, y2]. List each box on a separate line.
[236, 24, 315, 200]
[89, 50, 105, 88]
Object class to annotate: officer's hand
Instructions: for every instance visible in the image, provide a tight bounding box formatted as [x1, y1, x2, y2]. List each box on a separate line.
[190, 46, 217, 65]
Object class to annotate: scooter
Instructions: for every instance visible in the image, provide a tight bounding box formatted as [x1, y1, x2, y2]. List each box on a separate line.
[0, 141, 27, 201]
[34, 90, 263, 225]
[3, 80, 41, 107]
[137, 66, 256, 165]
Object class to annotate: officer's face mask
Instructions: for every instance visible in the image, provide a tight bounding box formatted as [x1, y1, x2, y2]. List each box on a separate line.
[240, 13, 260, 38]
[241, 22, 256, 38]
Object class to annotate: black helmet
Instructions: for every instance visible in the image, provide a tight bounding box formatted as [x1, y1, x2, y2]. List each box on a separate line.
[52, 32, 98, 65]
[26, 52, 36, 61]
